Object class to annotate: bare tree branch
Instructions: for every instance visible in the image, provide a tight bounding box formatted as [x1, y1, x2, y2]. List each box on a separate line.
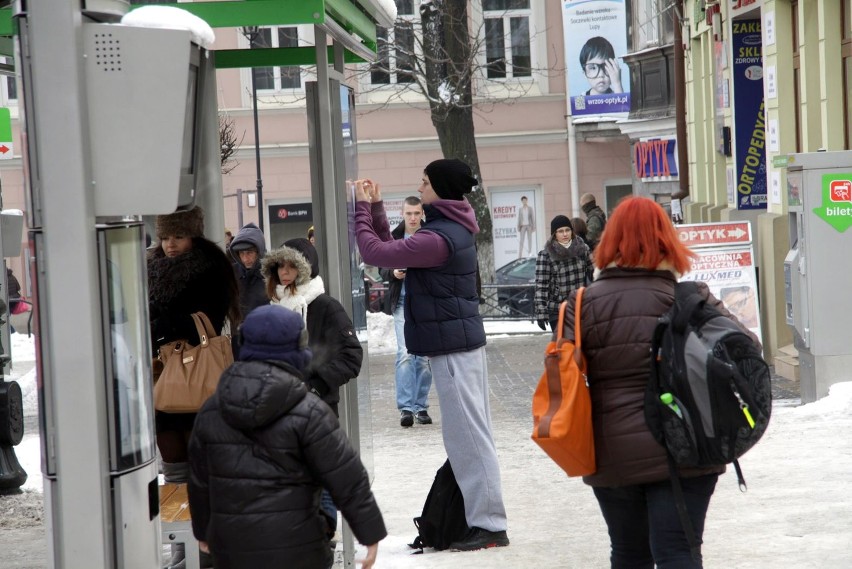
[219, 113, 244, 175]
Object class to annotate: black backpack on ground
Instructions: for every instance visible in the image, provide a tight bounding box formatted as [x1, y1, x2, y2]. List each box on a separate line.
[409, 459, 470, 552]
[645, 281, 772, 557]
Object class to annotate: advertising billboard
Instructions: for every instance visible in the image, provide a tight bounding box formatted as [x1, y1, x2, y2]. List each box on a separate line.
[561, 0, 630, 118]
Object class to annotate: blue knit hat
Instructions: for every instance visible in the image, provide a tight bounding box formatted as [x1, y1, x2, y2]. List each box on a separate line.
[239, 305, 311, 371]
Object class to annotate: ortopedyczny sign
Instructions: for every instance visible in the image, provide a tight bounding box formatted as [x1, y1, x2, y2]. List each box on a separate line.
[815, 174, 852, 232]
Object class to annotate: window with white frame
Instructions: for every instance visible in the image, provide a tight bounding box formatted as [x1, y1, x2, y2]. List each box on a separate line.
[249, 27, 303, 91]
[630, 0, 676, 51]
[0, 57, 16, 106]
[371, 0, 417, 85]
[482, 0, 532, 79]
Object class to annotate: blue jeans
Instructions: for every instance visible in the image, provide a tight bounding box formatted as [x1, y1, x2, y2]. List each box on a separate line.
[592, 474, 718, 569]
[394, 299, 432, 412]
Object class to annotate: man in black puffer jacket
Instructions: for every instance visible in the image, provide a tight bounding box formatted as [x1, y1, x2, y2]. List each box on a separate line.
[188, 305, 385, 569]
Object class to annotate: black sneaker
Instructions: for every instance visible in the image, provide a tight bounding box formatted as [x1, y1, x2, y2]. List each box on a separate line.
[415, 410, 433, 425]
[450, 527, 510, 552]
[400, 410, 414, 427]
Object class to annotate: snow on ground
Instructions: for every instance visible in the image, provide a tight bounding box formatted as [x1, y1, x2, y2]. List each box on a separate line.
[7, 325, 852, 566]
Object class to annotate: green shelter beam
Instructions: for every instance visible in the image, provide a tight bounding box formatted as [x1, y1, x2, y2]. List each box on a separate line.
[214, 45, 365, 68]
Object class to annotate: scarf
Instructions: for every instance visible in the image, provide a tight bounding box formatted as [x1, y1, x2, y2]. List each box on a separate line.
[273, 275, 326, 326]
[546, 236, 587, 262]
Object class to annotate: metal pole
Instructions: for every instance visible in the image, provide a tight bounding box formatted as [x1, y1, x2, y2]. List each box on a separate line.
[251, 67, 264, 232]
[237, 188, 244, 229]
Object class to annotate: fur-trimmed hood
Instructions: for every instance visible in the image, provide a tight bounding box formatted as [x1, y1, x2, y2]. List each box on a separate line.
[261, 246, 313, 287]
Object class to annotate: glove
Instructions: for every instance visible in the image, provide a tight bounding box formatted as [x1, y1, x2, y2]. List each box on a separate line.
[537, 319, 547, 331]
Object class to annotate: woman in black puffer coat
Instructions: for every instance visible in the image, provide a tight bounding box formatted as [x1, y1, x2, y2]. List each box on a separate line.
[261, 238, 363, 417]
[147, 206, 240, 481]
[188, 305, 385, 569]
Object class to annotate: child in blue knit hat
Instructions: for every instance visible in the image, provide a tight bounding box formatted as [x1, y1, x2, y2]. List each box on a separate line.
[187, 305, 386, 569]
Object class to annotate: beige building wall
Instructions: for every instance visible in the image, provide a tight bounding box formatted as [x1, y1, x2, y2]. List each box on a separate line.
[0, 0, 632, 287]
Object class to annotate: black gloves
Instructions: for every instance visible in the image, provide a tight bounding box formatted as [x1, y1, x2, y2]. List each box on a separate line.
[537, 319, 547, 331]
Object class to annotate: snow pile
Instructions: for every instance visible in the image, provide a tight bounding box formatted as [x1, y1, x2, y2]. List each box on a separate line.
[122, 6, 215, 49]
[366, 311, 396, 355]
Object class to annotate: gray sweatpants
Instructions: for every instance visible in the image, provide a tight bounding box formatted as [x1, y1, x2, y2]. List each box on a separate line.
[430, 346, 508, 532]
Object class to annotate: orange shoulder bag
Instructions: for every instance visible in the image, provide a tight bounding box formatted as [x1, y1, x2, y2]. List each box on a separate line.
[531, 287, 595, 476]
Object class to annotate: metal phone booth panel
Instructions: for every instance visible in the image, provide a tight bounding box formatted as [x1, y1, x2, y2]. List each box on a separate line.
[16, 2, 214, 565]
[785, 151, 852, 402]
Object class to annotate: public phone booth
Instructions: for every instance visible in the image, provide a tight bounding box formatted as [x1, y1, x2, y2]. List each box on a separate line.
[7, 1, 392, 567]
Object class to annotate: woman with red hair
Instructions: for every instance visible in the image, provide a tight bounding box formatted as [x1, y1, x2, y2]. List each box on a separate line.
[559, 196, 758, 568]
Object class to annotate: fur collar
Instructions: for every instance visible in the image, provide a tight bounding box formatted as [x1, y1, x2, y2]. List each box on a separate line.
[273, 276, 326, 324]
[148, 247, 215, 305]
[546, 236, 588, 261]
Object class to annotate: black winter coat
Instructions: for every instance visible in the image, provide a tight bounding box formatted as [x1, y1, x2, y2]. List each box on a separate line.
[263, 246, 363, 417]
[378, 221, 412, 315]
[188, 361, 386, 569]
[229, 223, 268, 318]
[305, 293, 363, 416]
[147, 239, 234, 351]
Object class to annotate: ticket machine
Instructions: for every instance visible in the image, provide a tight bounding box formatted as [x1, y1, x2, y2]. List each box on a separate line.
[784, 151, 852, 402]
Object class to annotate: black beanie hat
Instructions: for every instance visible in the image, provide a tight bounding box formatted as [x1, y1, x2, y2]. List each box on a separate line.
[550, 215, 573, 236]
[424, 159, 478, 201]
[283, 237, 320, 279]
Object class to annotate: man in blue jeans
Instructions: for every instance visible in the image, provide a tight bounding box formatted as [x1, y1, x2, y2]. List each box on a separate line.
[379, 196, 433, 427]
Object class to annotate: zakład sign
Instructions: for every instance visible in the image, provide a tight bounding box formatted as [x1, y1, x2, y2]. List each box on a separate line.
[634, 137, 679, 181]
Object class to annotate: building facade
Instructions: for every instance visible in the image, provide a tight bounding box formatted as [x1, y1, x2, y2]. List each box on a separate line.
[0, 0, 633, 289]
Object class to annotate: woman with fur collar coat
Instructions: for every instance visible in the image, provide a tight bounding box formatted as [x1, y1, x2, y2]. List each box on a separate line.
[147, 207, 240, 483]
[261, 238, 363, 417]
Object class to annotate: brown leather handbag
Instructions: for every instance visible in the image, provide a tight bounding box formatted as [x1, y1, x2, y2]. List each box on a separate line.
[154, 312, 233, 413]
[531, 287, 595, 476]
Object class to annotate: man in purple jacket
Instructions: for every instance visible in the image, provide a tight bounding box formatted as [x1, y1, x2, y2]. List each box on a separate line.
[352, 159, 509, 552]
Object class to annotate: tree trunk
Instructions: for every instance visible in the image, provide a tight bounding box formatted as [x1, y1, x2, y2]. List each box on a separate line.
[420, 0, 495, 281]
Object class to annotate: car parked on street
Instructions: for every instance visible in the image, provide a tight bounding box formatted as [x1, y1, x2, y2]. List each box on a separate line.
[495, 257, 536, 316]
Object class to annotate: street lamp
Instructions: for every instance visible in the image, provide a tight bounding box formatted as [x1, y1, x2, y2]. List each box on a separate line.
[243, 26, 265, 232]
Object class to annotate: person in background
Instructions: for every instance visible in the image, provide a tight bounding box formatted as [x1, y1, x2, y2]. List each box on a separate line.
[534, 215, 592, 332]
[560, 196, 759, 568]
[571, 216, 595, 284]
[581, 193, 607, 251]
[6, 267, 22, 333]
[228, 223, 268, 359]
[188, 305, 385, 569]
[352, 160, 509, 552]
[379, 196, 433, 428]
[228, 223, 268, 317]
[261, 238, 363, 544]
[147, 206, 240, 569]
[307, 225, 316, 245]
[571, 217, 589, 246]
[516, 195, 535, 259]
[224, 229, 234, 251]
